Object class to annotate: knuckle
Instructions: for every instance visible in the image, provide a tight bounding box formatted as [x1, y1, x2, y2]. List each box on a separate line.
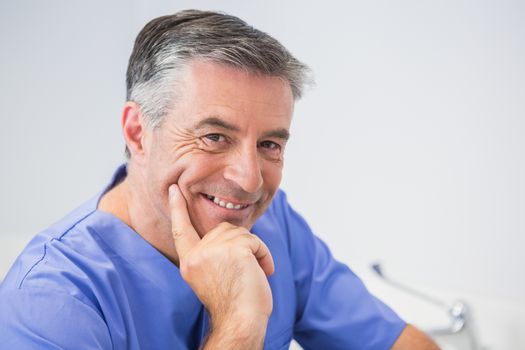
[231, 231, 248, 242]
[179, 261, 190, 279]
[220, 236, 244, 252]
[245, 232, 260, 244]
[226, 242, 251, 259]
[238, 247, 254, 259]
[171, 225, 185, 239]
[238, 232, 258, 246]
[180, 254, 201, 278]
[230, 227, 249, 237]
[217, 222, 235, 230]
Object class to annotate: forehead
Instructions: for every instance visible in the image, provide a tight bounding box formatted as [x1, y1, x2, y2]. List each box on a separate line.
[170, 60, 294, 128]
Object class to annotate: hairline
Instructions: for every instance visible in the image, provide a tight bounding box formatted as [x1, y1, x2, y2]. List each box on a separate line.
[140, 57, 296, 129]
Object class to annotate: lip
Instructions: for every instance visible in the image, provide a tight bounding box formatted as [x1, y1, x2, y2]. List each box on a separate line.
[201, 192, 257, 206]
[198, 193, 255, 221]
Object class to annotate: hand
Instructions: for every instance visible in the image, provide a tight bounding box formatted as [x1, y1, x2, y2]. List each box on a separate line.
[168, 184, 274, 347]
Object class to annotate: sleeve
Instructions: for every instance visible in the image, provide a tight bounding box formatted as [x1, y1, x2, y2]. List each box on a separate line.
[275, 191, 406, 350]
[0, 287, 113, 350]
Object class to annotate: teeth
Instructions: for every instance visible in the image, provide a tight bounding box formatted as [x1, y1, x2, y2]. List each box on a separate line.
[206, 194, 248, 210]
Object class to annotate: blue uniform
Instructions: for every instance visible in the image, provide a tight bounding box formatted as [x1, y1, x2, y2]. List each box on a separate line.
[0, 165, 405, 349]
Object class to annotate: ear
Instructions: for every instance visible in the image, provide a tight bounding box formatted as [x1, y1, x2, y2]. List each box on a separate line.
[121, 101, 148, 165]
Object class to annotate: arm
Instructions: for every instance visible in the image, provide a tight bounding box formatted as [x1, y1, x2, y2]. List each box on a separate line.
[272, 190, 408, 349]
[0, 287, 112, 350]
[202, 315, 268, 349]
[391, 324, 441, 350]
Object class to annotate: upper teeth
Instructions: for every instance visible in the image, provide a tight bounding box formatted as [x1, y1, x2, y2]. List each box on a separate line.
[206, 194, 247, 210]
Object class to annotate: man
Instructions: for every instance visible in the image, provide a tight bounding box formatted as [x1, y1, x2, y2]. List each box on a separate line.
[0, 10, 439, 349]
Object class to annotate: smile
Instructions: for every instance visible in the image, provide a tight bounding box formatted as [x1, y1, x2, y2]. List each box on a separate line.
[204, 194, 250, 210]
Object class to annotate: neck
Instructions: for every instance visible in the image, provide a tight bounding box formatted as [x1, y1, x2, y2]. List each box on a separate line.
[97, 165, 179, 265]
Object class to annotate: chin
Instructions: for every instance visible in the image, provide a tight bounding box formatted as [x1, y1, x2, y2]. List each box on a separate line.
[194, 215, 256, 237]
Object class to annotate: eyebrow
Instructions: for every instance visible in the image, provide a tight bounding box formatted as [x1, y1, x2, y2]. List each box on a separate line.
[262, 128, 290, 141]
[194, 116, 290, 141]
[194, 117, 240, 132]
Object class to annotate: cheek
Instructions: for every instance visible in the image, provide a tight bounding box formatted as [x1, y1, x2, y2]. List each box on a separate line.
[146, 129, 211, 192]
[148, 160, 182, 192]
[144, 153, 189, 215]
[144, 166, 180, 220]
[147, 142, 212, 188]
[176, 153, 227, 195]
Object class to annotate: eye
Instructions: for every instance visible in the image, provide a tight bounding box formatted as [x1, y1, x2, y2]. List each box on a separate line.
[259, 140, 281, 151]
[200, 133, 231, 153]
[204, 134, 226, 143]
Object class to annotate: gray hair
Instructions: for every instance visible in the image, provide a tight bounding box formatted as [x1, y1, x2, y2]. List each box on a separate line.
[124, 10, 312, 157]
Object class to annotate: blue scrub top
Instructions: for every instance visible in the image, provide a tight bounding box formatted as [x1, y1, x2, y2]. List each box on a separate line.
[0, 165, 406, 349]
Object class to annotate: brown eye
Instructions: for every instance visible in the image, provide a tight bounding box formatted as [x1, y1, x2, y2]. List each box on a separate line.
[204, 134, 226, 142]
[200, 134, 230, 153]
[259, 140, 280, 150]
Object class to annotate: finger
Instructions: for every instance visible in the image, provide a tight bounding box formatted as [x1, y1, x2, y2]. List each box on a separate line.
[202, 221, 237, 242]
[168, 184, 200, 259]
[239, 234, 275, 277]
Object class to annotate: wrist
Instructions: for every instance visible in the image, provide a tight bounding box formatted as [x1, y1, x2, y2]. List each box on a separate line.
[204, 313, 269, 349]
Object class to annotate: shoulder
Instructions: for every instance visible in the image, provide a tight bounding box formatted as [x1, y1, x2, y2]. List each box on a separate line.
[1, 198, 112, 308]
[0, 276, 113, 349]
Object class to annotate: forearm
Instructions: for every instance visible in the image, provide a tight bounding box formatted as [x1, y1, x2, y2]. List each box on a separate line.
[202, 315, 269, 350]
[391, 324, 441, 350]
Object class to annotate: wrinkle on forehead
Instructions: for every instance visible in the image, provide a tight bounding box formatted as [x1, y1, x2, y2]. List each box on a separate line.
[152, 60, 294, 149]
[151, 59, 294, 133]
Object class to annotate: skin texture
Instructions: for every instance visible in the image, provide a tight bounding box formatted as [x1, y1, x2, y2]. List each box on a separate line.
[99, 60, 440, 349]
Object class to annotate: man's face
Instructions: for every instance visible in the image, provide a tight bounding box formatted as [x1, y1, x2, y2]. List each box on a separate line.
[140, 60, 294, 237]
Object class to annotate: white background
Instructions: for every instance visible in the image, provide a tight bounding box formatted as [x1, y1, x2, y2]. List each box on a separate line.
[1, 1, 524, 349]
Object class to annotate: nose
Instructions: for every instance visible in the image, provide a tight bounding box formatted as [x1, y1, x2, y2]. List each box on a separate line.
[223, 145, 263, 194]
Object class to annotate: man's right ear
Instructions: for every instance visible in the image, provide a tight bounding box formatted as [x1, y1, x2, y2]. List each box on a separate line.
[122, 101, 147, 165]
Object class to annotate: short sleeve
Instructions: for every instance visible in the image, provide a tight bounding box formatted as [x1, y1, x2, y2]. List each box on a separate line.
[274, 191, 406, 350]
[0, 287, 113, 350]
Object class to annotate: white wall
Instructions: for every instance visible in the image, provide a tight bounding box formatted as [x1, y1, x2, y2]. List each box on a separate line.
[1, 1, 524, 349]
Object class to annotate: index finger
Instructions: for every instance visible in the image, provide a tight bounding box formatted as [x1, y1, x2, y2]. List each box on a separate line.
[168, 184, 200, 260]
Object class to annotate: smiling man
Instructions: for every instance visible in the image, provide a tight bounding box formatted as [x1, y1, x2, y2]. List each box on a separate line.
[0, 10, 439, 350]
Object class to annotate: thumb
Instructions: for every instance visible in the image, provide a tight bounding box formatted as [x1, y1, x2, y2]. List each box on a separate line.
[168, 184, 200, 260]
